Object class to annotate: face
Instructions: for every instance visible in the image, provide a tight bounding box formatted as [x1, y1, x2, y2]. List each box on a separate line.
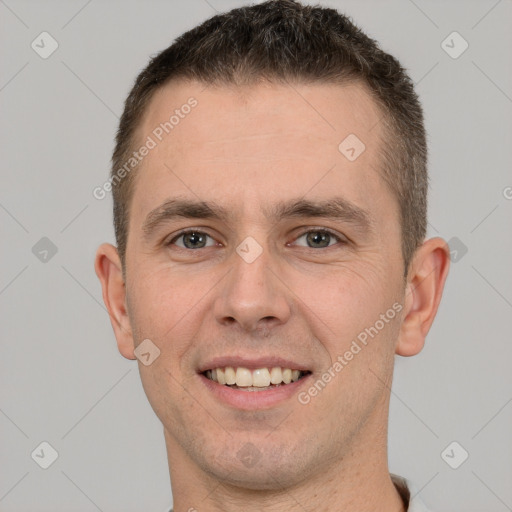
[110, 80, 411, 488]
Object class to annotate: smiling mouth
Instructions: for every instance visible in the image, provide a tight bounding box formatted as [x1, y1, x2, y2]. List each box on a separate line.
[202, 366, 311, 391]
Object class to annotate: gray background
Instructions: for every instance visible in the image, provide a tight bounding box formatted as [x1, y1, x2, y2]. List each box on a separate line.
[1, 0, 511, 511]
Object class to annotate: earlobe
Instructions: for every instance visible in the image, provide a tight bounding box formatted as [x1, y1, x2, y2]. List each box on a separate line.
[396, 237, 450, 357]
[94, 243, 136, 360]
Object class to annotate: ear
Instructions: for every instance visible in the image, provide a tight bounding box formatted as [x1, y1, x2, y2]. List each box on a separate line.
[94, 243, 136, 360]
[396, 237, 450, 357]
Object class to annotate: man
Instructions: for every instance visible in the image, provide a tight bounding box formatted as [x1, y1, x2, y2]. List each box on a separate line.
[95, 1, 450, 510]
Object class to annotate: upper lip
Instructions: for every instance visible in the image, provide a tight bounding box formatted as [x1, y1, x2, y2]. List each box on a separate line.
[198, 356, 311, 373]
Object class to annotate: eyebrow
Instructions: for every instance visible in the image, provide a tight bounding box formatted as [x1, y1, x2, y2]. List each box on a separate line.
[142, 196, 374, 240]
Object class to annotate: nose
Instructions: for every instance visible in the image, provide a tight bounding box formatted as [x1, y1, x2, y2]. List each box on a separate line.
[213, 242, 292, 334]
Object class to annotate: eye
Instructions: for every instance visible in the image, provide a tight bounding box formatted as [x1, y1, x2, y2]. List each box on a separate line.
[168, 230, 217, 249]
[292, 229, 346, 249]
[166, 228, 346, 251]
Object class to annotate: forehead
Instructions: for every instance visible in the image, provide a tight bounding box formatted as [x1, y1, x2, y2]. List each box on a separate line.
[140, 78, 382, 152]
[131, 79, 391, 221]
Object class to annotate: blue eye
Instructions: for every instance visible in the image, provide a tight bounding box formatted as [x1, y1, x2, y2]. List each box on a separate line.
[167, 228, 346, 250]
[293, 229, 344, 249]
[169, 230, 216, 249]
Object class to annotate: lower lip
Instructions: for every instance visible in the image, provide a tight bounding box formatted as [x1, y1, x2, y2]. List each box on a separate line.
[199, 373, 312, 410]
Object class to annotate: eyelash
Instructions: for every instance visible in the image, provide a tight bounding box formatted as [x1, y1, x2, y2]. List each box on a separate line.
[166, 227, 347, 249]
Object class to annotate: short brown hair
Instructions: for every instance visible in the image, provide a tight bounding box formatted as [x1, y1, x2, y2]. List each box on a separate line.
[111, 0, 427, 278]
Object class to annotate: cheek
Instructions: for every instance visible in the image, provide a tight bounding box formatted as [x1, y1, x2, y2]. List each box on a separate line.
[302, 277, 401, 425]
[126, 266, 206, 359]
[127, 268, 206, 424]
[298, 261, 396, 336]
[296, 261, 402, 392]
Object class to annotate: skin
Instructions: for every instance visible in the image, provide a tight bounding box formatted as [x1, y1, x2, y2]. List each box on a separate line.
[95, 79, 450, 512]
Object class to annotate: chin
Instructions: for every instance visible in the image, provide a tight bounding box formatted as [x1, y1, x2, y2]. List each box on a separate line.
[200, 442, 313, 491]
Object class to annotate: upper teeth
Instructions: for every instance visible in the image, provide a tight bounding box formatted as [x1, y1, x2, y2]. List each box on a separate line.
[205, 367, 304, 387]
